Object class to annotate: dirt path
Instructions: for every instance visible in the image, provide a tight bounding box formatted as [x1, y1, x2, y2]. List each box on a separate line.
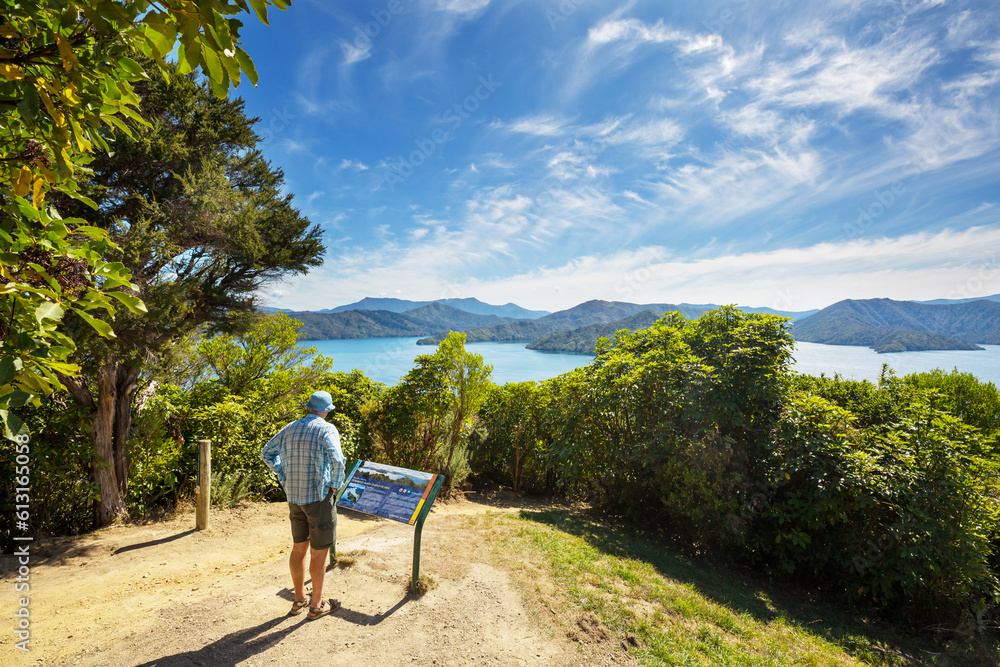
[2, 492, 630, 666]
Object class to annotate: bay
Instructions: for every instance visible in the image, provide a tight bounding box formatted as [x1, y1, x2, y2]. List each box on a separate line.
[304, 337, 1000, 387]
[791, 341, 1000, 385]
[304, 337, 591, 386]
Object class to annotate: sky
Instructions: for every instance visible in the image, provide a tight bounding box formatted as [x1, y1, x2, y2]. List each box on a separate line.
[234, 0, 1000, 313]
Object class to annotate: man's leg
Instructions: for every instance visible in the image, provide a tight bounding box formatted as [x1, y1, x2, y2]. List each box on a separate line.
[288, 502, 312, 605]
[309, 547, 330, 608]
[290, 541, 310, 603]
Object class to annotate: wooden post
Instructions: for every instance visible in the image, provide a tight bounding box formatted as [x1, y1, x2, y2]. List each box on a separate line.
[196, 439, 211, 530]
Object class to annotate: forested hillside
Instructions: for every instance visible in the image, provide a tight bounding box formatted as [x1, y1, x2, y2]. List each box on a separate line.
[417, 299, 709, 345]
[290, 304, 515, 340]
[324, 297, 548, 319]
[526, 309, 662, 353]
[793, 298, 1000, 351]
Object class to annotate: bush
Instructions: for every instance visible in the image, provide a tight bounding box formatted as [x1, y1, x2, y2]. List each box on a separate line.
[757, 390, 1000, 621]
[904, 368, 1000, 437]
[538, 307, 794, 547]
[473, 381, 556, 493]
[0, 395, 97, 550]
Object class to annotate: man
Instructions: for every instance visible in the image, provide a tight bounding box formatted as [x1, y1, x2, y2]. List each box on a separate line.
[261, 390, 346, 620]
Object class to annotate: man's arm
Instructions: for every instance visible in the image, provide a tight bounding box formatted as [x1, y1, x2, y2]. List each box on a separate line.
[323, 425, 346, 491]
[261, 429, 286, 484]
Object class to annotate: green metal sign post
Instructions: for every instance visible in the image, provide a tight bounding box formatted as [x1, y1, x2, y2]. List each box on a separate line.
[410, 473, 445, 587]
[332, 460, 444, 589]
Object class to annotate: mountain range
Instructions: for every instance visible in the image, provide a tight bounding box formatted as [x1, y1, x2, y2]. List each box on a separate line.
[269, 293, 1000, 354]
[792, 298, 1000, 352]
[288, 303, 518, 340]
[320, 297, 548, 319]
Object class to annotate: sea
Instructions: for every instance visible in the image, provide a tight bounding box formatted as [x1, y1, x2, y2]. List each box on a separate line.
[304, 337, 1000, 387]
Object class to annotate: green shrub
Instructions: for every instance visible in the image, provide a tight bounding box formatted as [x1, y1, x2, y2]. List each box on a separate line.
[539, 307, 794, 547]
[758, 391, 1000, 621]
[211, 471, 251, 507]
[473, 381, 556, 493]
[0, 395, 97, 549]
[904, 368, 1000, 437]
[128, 384, 197, 516]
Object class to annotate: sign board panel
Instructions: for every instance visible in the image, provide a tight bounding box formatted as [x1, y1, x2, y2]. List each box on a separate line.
[336, 461, 439, 525]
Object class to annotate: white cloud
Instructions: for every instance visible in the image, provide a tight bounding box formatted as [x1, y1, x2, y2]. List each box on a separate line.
[340, 39, 372, 66]
[498, 114, 572, 137]
[464, 225, 1000, 311]
[431, 0, 490, 16]
[586, 17, 719, 55]
[339, 159, 370, 171]
[280, 139, 309, 153]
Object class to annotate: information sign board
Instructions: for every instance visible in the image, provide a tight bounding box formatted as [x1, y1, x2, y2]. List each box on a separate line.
[336, 461, 439, 525]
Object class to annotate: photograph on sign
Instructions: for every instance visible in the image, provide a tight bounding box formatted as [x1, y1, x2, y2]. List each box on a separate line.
[337, 461, 439, 525]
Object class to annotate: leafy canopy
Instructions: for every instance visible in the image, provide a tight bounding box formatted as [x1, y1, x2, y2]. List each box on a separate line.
[1, 0, 288, 440]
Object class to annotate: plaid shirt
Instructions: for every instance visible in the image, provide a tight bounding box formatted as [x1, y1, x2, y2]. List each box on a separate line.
[261, 414, 346, 506]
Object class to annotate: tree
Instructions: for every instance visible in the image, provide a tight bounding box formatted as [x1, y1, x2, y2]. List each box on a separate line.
[51, 62, 323, 525]
[367, 332, 493, 490]
[433, 332, 493, 486]
[1, 1, 289, 441]
[476, 381, 552, 492]
[198, 312, 332, 406]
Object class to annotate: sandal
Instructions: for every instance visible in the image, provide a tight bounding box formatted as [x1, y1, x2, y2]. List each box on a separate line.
[307, 599, 340, 620]
[289, 599, 310, 616]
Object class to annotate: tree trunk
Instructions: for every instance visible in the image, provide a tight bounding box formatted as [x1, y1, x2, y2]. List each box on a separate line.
[93, 360, 127, 526]
[113, 365, 141, 499]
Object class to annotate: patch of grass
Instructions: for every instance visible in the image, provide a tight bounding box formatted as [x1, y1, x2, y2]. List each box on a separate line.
[210, 472, 250, 508]
[474, 507, 999, 667]
[407, 574, 437, 597]
[333, 549, 367, 568]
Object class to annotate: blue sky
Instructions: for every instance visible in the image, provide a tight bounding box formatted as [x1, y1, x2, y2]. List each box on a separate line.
[235, 0, 1000, 313]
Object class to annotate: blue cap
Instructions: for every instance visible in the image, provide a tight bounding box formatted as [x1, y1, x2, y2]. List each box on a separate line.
[306, 391, 334, 412]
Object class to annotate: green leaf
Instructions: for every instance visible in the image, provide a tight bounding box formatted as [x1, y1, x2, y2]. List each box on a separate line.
[106, 290, 148, 314]
[0, 390, 32, 409]
[234, 47, 258, 86]
[201, 44, 224, 84]
[209, 75, 229, 99]
[1, 408, 29, 441]
[221, 50, 242, 87]
[0, 356, 20, 385]
[35, 301, 65, 325]
[73, 308, 116, 338]
[247, 0, 270, 25]
[18, 84, 40, 121]
[118, 57, 148, 80]
[142, 13, 177, 57]
[15, 369, 50, 394]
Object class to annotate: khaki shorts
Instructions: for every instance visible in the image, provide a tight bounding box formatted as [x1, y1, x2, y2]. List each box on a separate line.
[289, 489, 337, 550]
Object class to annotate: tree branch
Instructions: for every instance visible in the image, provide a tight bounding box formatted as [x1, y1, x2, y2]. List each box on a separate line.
[57, 371, 94, 409]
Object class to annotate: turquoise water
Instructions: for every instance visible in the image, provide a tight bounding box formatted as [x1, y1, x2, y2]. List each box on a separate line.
[304, 337, 1000, 387]
[792, 342, 1000, 384]
[304, 337, 591, 385]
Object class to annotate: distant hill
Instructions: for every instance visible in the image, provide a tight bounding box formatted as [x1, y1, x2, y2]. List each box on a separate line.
[729, 305, 819, 320]
[793, 298, 1000, 352]
[290, 304, 516, 340]
[323, 297, 548, 319]
[290, 310, 434, 340]
[526, 309, 663, 353]
[417, 300, 711, 346]
[417, 300, 814, 349]
[401, 303, 514, 330]
[915, 293, 1000, 306]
